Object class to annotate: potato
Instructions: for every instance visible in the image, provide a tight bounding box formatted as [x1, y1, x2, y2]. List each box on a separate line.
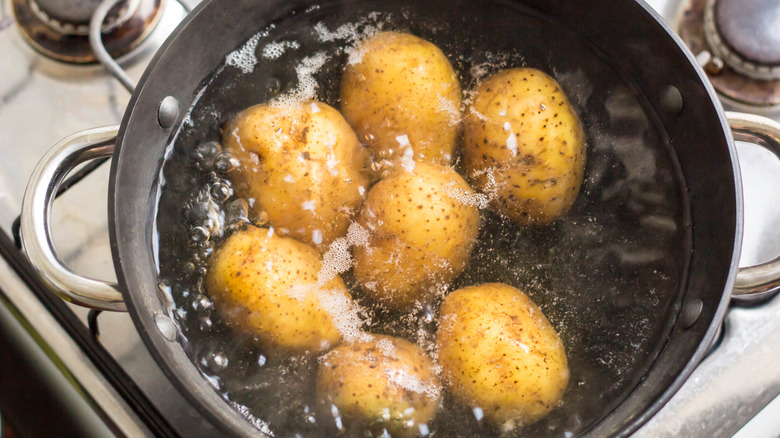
[205, 225, 355, 354]
[353, 162, 480, 310]
[340, 32, 461, 167]
[436, 283, 569, 430]
[316, 335, 441, 436]
[222, 100, 371, 250]
[463, 68, 585, 225]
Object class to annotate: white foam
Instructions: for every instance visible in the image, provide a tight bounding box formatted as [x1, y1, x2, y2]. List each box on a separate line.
[225, 33, 262, 74]
[395, 134, 410, 148]
[262, 40, 300, 60]
[318, 287, 371, 343]
[312, 230, 323, 245]
[376, 338, 397, 359]
[317, 237, 352, 286]
[314, 22, 359, 42]
[326, 144, 340, 176]
[437, 94, 461, 126]
[312, 19, 383, 66]
[346, 222, 370, 248]
[272, 52, 330, 107]
[400, 146, 415, 172]
[506, 131, 518, 157]
[446, 182, 491, 209]
[385, 368, 441, 401]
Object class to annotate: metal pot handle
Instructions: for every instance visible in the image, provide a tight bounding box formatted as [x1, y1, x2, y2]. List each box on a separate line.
[20, 125, 126, 311]
[728, 112, 780, 298]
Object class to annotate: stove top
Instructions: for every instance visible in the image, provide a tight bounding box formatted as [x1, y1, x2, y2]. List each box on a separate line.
[1, 0, 780, 436]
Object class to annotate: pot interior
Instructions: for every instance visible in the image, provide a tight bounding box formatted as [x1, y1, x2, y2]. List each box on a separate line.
[113, 0, 737, 436]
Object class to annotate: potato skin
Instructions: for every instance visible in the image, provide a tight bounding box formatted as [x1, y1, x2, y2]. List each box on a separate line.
[463, 68, 585, 225]
[436, 283, 569, 429]
[205, 226, 351, 354]
[316, 335, 441, 436]
[222, 101, 370, 250]
[353, 162, 480, 310]
[340, 32, 461, 166]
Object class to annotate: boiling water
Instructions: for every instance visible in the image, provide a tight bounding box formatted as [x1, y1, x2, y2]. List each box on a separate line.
[156, 1, 689, 436]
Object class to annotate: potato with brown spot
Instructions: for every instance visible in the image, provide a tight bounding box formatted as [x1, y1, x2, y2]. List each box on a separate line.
[222, 101, 371, 251]
[436, 283, 569, 430]
[205, 226, 352, 354]
[316, 335, 441, 436]
[341, 32, 461, 167]
[353, 162, 480, 311]
[463, 68, 585, 225]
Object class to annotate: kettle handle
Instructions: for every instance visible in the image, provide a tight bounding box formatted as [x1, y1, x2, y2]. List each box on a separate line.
[20, 125, 126, 312]
[728, 112, 780, 300]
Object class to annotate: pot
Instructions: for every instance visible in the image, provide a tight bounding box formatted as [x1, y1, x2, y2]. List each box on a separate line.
[18, 0, 780, 436]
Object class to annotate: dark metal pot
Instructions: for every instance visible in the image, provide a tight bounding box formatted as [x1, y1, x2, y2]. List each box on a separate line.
[19, 0, 780, 436]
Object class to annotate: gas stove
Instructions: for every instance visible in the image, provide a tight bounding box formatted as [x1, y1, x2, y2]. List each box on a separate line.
[1, 0, 779, 436]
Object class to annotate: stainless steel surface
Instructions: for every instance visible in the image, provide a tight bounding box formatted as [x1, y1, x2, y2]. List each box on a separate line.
[2, 0, 780, 435]
[0, 0, 219, 434]
[726, 112, 780, 297]
[0, 255, 150, 437]
[20, 125, 125, 311]
[90, 0, 136, 93]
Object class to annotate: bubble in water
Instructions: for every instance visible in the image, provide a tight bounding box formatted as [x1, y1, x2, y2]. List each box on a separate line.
[191, 226, 210, 243]
[257, 354, 267, 367]
[191, 294, 214, 312]
[422, 306, 435, 324]
[214, 151, 241, 173]
[225, 198, 250, 228]
[210, 180, 233, 202]
[199, 316, 213, 331]
[266, 77, 281, 96]
[193, 141, 222, 169]
[472, 406, 484, 421]
[193, 242, 214, 263]
[182, 262, 195, 275]
[329, 404, 344, 431]
[201, 350, 229, 373]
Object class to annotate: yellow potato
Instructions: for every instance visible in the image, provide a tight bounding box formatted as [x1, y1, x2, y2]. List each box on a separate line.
[436, 283, 569, 430]
[316, 335, 441, 436]
[463, 68, 585, 225]
[353, 162, 480, 310]
[340, 31, 461, 167]
[222, 100, 371, 250]
[205, 226, 353, 354]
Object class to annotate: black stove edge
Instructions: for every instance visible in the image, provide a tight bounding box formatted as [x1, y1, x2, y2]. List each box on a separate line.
[0, 227, 180, 437]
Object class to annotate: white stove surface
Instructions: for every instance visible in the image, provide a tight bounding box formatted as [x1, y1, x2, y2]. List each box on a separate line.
[1, 0, 780, 436]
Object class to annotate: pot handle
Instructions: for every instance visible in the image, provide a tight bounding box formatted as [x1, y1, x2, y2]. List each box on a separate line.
[20, 125, 126, 312]
[728, 112, 780, 298]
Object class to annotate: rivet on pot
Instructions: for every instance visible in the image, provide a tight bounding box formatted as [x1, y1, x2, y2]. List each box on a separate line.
[158, 96, 180, 129]
[154, 313, 178, 341]
[660, 85, 684, 116]
[680, 299, 703, 329]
